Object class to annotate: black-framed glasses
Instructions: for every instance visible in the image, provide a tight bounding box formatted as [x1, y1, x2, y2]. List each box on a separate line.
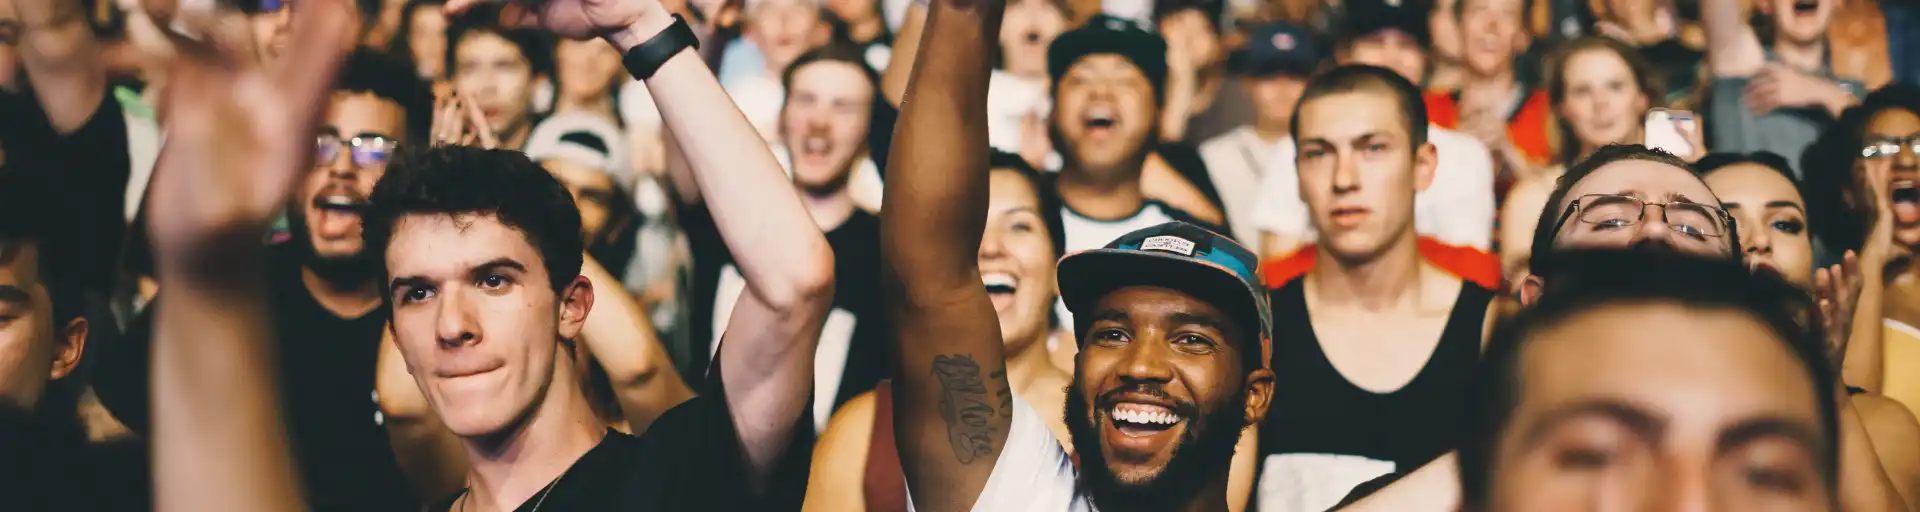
[1862, 137, 1920, 159]
[315, 134, 399, 168]
[1552, 193, 1732, 238]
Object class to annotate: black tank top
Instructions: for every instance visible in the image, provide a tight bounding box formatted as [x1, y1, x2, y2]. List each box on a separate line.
[1253, 277, 1492, 511]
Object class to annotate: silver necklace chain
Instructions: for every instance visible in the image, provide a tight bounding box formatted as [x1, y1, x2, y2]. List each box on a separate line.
[457, 466, 570, 512]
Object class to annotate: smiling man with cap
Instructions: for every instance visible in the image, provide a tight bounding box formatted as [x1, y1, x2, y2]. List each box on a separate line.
[881, 2, 1273, 509]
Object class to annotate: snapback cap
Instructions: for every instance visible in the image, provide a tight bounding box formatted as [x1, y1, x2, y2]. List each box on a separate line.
[1228, 21, 1322, 77]
[1338, 0, 1433, 48]
[1048, 15, 1170, 103]
[524, 112, 632, 185]
[1056, 222, 1273, 367]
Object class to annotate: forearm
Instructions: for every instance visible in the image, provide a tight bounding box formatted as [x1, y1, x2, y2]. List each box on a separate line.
[16, 0, 105, 133]
[1849, 237, 1889, 391]
[1702, 0, 1762, 77]
[616, 20, 835, 311]
[153, 255, 304, 512]
[1839, 390, 1910, 511]
[881, 0, 1002, 302]
[1159, 75, 1197, 143]
[882, 3, 928, 106]
[1334, 453, 1463, 512]
[579, 252, 695, 432]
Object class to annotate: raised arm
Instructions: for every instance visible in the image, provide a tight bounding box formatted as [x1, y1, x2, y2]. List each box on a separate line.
[136, 0, 355, 509]
[1701, 0, 1764, 78]
[880, 2, 928, 106]
[13, 0, 106, 133]
[578, 251, 696, 432]
[879, 0, 1011, 511]
[606, 7, 836, 490]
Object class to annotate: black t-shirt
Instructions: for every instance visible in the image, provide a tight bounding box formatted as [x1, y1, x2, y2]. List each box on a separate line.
[0, 404, 150, 512]
[1, 89, 133, 298]
[680, 206, 892, 421]
[93, 243, 415, 511]
[430, 370, 764, 511]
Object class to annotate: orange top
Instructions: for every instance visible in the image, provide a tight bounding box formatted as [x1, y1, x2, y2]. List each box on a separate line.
[1424, 89, 1555, 167]
[1261, 237, 1504, 292]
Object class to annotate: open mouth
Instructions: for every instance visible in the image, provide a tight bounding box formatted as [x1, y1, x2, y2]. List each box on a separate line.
[1792, 0, 1817, 14]
[1110, 402, 1183, 437]
[1082, 107, 1119, 138]
[1023, 31, 1042, 44]
[983, 272, 1019, 313]
[310, 191, 368, 239]
[796, 134, 833, 161]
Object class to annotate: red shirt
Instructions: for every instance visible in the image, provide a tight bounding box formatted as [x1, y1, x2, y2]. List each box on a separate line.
[1261, 237, 1504, 292]
[1425, 89, 1554, 168]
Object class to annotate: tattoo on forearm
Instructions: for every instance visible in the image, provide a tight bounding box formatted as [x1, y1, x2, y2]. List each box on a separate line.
[933, 355, 997, 464]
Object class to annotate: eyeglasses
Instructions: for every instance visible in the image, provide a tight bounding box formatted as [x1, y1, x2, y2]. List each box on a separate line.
[1552, 193, 1732, 238]
[315, 134, 399, 168]
[1861, 137, 1920, 159]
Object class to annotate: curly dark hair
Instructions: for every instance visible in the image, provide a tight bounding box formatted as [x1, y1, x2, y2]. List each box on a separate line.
[362, 145, 584, 296]
[1801, 84, 1920, 254]
[338, 49, 434, 142]
[444, 3, 556, 80]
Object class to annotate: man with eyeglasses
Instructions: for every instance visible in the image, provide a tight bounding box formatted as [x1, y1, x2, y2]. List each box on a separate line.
[1516, 143, 1741, 303]
[92, 49, 429, 512]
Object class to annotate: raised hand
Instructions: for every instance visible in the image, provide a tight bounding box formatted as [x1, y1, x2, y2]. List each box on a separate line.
[132, 0, 356, 270]
[1814, 251, 1866, 375]
[448, 0, 656, 39]
[431, 83, 501, 149]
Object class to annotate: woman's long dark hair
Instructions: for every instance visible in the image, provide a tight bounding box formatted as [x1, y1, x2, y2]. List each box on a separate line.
[1802, 84, 1920, 254]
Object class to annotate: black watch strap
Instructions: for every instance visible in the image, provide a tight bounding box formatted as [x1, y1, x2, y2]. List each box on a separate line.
[621, 15, 700, 80]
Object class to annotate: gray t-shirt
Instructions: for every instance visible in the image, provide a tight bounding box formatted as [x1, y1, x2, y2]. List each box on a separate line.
[1704, 53, 1865, 179]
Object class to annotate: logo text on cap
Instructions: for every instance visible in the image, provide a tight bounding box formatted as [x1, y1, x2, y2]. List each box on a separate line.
[1141, 235, 1197, 256]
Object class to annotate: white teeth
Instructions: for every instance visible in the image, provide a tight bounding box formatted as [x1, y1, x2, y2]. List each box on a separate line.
[803, 136, 829, 154]
[982, 272, 1018, 289]
[1110, 404, 1181, 425]
[1085, 107, 1116, 123]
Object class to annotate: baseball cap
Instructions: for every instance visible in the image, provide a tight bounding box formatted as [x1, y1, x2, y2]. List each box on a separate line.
[1338, 0, 1433, 49]
[524, 113, 632, 186]
[1056, 222, 1273, 367]
[1228, 21, 1322, 77]
[1048, 15, 1170, 103]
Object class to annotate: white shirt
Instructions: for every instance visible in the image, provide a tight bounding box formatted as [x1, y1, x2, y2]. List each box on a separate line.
[906, 393, 1091, 511]
[1198, 126, 1286, 245]
[1250, 125, 1496, 250]
[1052, 201, 1181, 332]
[988, 70, 1052, 154]
[723, 73, 786, 144]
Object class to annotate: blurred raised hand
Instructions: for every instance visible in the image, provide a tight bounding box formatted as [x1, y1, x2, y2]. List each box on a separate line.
[451, 0, 655, 39]
[130, 0, 356, 268]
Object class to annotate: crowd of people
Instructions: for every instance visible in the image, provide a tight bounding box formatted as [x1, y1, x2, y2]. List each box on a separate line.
[3, 0, 1920, 509]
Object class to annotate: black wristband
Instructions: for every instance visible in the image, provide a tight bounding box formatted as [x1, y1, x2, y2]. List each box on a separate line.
[621, 15, 700, 80]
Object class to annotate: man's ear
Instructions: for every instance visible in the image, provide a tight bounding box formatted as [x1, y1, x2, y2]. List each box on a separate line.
[556, 274, 596, 342]
[1243, 367, 1277, 426]
[49, 316, 89, 381]
[1519, 273, 1545, 307]
[1414, 141, 1439, 193]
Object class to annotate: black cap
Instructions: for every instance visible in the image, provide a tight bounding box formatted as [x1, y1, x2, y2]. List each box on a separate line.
[1228, 21, 1322, 77]
[1048, 15, 1170, 103]
[1338, 0, 1433, 49]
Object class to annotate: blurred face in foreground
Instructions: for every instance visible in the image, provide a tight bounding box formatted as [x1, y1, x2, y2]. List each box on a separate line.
[1486, 301, 1833, 512]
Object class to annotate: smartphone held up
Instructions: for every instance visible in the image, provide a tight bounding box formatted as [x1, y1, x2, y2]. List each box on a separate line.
[1644, 109, 1698, 160]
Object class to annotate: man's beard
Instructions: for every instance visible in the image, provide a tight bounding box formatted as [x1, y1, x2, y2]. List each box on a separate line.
[1064, 377, 1248, 512]
[286, 210, 378, 287]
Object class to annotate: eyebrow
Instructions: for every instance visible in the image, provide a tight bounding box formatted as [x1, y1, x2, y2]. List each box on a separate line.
[1091, 310, 1130, 324]
[1520, 400, 1666, 450]
[1169, 312, 1223, 330]
[1717, 417, 1823, 458]
[1722, 201, 1805, 213]
[352, 131, 393, 141]
[388, 258, 528, 292]
[0, 285, 30, 305]
[469, 258, 528, 279]
[1300, 132, 1388, 148]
